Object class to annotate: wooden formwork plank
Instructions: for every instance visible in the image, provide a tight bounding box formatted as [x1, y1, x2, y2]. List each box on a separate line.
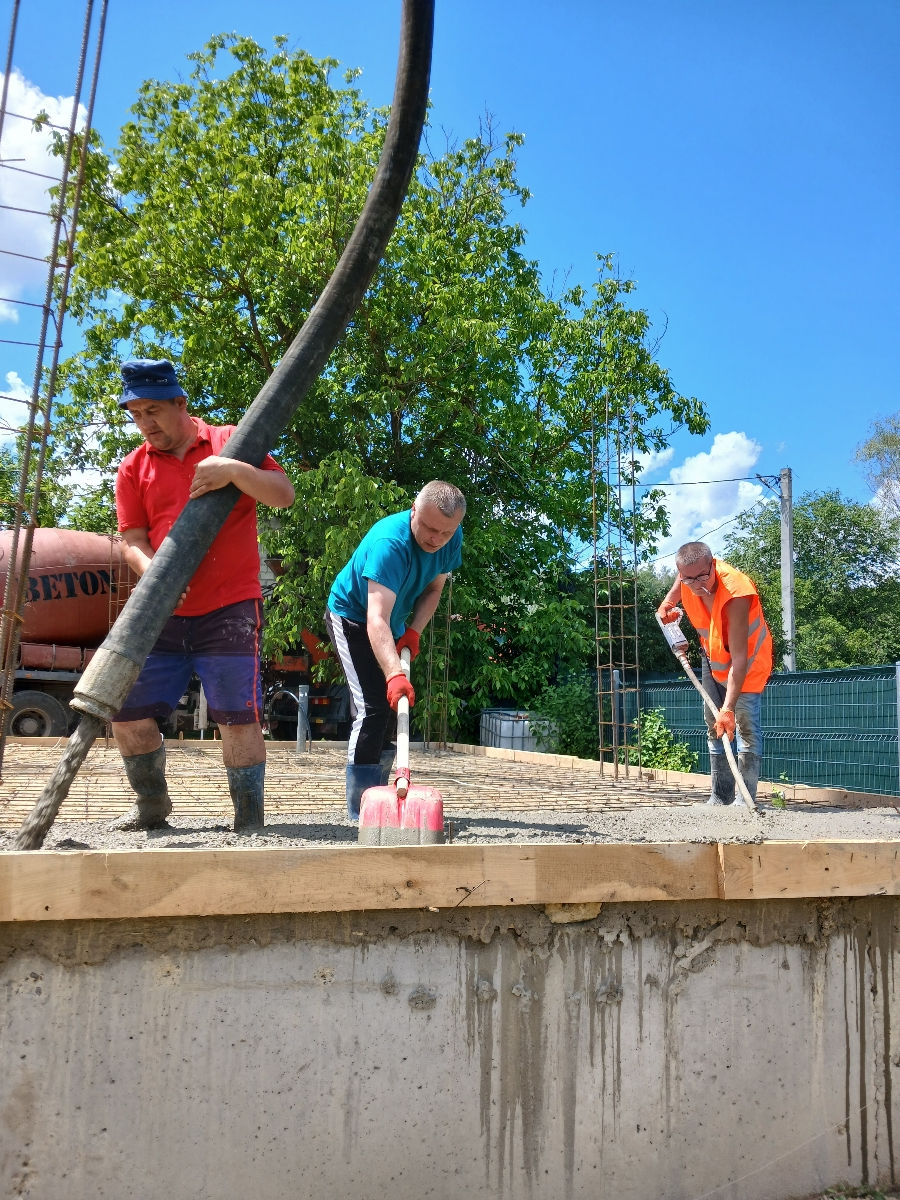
[719, 840, 900, 899]
[0, 842, 721, 921]
[1, 838, 899, 922]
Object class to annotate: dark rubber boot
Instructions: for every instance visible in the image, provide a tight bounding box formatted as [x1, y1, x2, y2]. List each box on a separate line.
[378, 743, 397, 786]
[706, 752, 736, 806]
[110, 745, 172, 830]
[228, 763, 265, 831]
[346, 763, 384, 822]
[738, 751, 761, 805]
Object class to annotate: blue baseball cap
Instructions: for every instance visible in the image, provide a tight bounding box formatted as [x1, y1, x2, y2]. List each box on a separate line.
[119, 359, 186, 408]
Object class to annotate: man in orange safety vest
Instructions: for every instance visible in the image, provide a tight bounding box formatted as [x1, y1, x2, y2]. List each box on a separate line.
[657, 541, 772, 805]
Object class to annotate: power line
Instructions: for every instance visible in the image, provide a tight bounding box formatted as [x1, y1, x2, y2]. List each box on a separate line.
[635, 474, 763, 490]
[650, 497, 771, 566]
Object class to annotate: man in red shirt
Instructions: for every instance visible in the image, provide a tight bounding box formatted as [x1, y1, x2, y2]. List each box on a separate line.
[110, 358, 295, 832]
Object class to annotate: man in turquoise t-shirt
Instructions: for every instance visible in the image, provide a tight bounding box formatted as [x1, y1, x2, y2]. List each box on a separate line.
[325, 480, 465, 820]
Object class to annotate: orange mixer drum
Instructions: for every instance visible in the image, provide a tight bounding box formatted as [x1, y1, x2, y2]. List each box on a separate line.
[0, 528, 138, 647]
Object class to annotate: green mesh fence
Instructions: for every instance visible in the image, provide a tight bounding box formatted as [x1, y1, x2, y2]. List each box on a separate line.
[635, 665, 900, 796]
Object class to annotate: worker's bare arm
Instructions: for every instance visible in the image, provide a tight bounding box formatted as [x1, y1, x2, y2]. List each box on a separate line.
[121, 527, 189, 607]
[659, 576, 683, 611]
[121, 527, 154, 576]
[406, 574, 448, 635]
[366, 581, 403, 679]
[188, 457, 295, 508]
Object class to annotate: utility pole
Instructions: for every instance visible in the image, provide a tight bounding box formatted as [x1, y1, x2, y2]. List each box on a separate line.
[779, 467, 797, 671]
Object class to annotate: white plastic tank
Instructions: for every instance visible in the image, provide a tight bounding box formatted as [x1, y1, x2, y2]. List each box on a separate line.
[479, 708, 540, 752]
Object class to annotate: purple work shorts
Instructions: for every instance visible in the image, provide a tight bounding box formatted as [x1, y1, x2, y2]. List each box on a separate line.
[113, 597, 263, 726]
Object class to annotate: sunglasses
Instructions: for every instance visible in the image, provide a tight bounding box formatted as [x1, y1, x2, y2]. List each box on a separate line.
[680, 563, 712, 584]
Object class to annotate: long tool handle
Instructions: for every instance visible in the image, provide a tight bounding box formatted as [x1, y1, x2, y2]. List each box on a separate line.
[395, 646, 411, 798]
[655, 613, 756, 811]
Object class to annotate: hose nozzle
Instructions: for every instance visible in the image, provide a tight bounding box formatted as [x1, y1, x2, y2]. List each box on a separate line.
[655, 610, 688, 654]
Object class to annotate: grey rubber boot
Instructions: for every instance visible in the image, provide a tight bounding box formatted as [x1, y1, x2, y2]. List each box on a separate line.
[378, 743, 397, 786]
[227, 763, 265, 831]
[110, 745, 172, 830]
[345, 763, 384, 822]
[706, 751, 736, 806]
[737, 751, 761, 805]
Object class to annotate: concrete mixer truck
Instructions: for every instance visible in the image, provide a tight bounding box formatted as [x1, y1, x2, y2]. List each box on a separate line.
[1, 527, 350, 740]
[0, 528, 143, 736]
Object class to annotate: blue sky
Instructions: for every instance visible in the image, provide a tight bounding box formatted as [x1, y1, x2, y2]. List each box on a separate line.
[2, 0, 898, 560]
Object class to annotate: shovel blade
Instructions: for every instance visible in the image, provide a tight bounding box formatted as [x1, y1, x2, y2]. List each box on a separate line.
[357, 783, 445, 845]
[358, 784, 401, 846]
[399, 785, 445, 844]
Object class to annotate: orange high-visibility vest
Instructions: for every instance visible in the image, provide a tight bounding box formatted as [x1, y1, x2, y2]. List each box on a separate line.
[680, 559, 772, 692]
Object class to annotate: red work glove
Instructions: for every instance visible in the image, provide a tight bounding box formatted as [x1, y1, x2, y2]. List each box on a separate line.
[657, 602, 681, 624]
[714, 708, 735, 740]
[395, 628, 420, 660]
[386, 673, 416, 711]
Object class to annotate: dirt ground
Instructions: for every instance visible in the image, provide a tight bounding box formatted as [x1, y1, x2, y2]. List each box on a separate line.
[1, 738, 898, 850]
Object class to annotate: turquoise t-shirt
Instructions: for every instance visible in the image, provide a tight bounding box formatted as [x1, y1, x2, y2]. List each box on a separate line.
[327, 509, 463, 637]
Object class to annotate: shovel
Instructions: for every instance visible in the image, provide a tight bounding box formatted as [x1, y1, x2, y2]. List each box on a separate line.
[655, 611, 756, 810]
[358, 647, 445, 845]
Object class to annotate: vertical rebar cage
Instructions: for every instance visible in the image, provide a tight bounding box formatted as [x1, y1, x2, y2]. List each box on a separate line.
[0, 0, 110, 772]
[591, 395, 642, 775]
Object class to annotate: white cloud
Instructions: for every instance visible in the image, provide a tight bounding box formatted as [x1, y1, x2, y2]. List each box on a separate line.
[645, 431, 767, 564]
[0, 69, 84, 316]
[633, 445, 674, 478]
[0, 369, 30, 444]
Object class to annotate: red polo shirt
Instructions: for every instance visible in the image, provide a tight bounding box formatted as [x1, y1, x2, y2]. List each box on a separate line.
[116, 417, 285, 617]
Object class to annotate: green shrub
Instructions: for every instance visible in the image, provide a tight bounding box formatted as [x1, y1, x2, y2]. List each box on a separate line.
[621, 708, 698, 772]
[529, 675, 600, 760]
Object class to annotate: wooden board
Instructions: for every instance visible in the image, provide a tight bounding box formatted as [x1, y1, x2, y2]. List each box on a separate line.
[0, 842, 720, 921]
[719, 840, 900, 899]
[0, 839, 898, 922]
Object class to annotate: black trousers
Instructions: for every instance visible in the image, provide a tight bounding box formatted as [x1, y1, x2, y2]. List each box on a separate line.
[323, 609, 396, 765]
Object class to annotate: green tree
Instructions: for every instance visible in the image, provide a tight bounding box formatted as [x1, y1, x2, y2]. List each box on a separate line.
[856, 413, 900, 520]
[47, 33, 708, 739]
[0, 444, 70, 529]
[64, 480, 118, 534]
[0, 447, 18, 527]
[529, 674, 601, 760]
[723, 490, 900, 670]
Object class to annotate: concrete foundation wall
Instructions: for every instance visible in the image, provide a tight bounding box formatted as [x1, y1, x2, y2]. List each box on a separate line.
[1, 899, 897, 1200]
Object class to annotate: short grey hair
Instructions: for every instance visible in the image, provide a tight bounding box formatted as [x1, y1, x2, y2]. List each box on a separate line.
[415, 480, 466, 519]
[675, 541, 713, 570]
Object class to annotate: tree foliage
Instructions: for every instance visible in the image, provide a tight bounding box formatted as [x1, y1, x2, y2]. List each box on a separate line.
[0, 445, 70, 529]
[723, 489, 900, 670]
[46, 33, 708, 738]
[529, 674, 601, 760]
[855, 413, 900, 520]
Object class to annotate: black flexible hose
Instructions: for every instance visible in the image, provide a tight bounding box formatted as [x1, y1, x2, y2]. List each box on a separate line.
[16, 0, 434, 850]
[92, 0, 433, 690]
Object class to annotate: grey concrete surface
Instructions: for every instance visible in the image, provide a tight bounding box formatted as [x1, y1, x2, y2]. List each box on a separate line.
[1, 898, 897, 1200]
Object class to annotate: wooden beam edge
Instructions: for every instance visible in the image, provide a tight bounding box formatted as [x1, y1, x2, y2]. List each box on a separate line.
[719, 840, 900, 899]
[0, 840, 897, 922]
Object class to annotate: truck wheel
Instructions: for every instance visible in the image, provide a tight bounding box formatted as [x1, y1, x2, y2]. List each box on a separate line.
[9, 690, 70, 737]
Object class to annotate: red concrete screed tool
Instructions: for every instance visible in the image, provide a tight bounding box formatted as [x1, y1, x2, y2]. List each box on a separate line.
[358, 647, 445, 844]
